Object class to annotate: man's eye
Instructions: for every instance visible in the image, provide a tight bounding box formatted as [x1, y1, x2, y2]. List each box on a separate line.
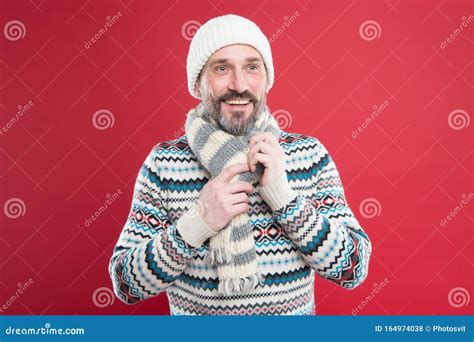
[248, 64, 259, 71]
[215, 66, 227, 72]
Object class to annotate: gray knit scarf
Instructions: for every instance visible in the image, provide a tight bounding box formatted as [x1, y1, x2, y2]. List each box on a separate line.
[185, 102, 281, 295]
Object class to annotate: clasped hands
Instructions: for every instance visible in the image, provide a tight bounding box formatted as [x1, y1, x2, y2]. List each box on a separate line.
[197, 132, 287, 232]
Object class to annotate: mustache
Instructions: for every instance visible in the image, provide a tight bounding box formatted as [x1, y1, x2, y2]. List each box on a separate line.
[217, 90, 258, 102]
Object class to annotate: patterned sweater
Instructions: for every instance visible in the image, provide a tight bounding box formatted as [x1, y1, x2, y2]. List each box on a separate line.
[108, 131, 372, 315]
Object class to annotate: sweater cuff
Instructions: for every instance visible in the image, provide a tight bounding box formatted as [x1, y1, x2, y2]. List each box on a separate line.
[257, 171, 298, 211]
[176, 202, 217, 248]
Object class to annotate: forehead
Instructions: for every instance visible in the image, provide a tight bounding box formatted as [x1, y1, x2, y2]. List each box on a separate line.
[207, 44, 263, 64]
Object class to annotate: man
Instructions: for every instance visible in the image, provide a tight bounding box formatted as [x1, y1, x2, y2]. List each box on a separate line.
[109, 14, 372, 315]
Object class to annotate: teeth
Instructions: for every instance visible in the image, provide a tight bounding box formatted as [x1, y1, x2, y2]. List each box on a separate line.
[224, 99, 250, 105]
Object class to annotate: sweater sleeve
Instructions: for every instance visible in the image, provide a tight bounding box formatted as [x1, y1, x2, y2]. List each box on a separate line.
[258, 137, 372, 289]
[108, 146, 216, 305]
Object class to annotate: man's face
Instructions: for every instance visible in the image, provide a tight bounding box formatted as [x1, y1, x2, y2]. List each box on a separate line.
[196, 44, 268, 136]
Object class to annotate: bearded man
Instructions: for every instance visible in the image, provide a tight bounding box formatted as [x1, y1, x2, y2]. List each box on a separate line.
[109, 14, 372, 315]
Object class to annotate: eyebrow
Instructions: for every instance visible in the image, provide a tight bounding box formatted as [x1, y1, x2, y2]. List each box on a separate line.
[209, 57, 263, 66]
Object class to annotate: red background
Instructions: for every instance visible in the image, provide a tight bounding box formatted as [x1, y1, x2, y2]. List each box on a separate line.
[1, 0, 472, 315]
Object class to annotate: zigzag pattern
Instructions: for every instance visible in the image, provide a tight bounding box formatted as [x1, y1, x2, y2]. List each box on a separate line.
[172, 275, 313, 301]
[176, 266, 311, 291]
[108, 131, 372, 315]
[286, 154, 331, 182]
[256, 245, 298, 256]
[169, 290, 314, 315]
[154, 176, 208, 193]
[128, 252, 154, 298]
[299, 216, 331, 255]
[154, 153, 195, 162]
[145, 240, 177, 283]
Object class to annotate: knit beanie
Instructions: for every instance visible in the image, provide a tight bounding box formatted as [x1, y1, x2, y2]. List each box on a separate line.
[186, 14, 274, 99]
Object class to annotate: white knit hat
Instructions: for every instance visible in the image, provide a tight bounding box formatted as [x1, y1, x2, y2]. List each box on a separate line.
[186, 14, 274, 99]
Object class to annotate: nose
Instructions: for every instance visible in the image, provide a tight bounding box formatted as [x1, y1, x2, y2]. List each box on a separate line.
[228, 69, 249, 94]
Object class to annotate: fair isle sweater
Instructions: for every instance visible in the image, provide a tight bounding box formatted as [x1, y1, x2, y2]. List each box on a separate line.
[108, 130, 372, 315]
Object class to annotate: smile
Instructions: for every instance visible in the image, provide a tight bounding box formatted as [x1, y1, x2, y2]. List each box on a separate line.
[223, 99, 251, 106]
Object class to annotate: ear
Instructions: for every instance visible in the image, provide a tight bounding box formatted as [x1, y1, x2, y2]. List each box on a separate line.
[194, 83, 201, 98]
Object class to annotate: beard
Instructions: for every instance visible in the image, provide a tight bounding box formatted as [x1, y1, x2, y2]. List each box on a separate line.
[200, 83, 267, 136]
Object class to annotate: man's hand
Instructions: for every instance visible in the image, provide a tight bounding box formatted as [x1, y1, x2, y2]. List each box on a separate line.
[247, 132, 286, 187]
[197, 163, 254, 232]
